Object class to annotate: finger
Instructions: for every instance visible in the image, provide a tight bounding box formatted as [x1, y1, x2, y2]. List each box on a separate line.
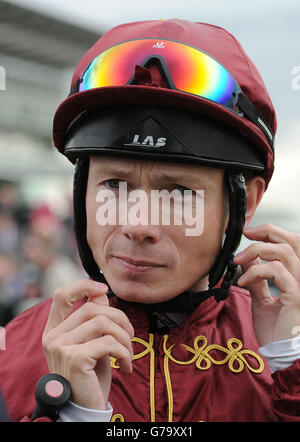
[57, 315, 134, 358]
[88, 277, 110, 306]
[47, 301, 134, 339]
[44, 279, 109, 333]
[78, 335, 133, 373]
[88, 294, 110, 306]
[238, 260, 299, 295]
[243, 224, 300, 258]
[234, 242, 300, 280]
[238, 257, 273, 304]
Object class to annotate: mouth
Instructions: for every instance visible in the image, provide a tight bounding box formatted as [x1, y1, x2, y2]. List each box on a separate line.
[112, 255, 165, 273]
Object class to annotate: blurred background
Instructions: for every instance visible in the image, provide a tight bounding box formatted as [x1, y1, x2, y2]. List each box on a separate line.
[0, 0, 299, 323]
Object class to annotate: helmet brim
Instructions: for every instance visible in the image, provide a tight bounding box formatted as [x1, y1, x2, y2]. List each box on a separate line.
[63, 104, 266, 173]
[53, 85, 274, 183]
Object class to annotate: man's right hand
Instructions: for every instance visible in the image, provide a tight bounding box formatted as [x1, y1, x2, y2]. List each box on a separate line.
[42, 279, 134, 410]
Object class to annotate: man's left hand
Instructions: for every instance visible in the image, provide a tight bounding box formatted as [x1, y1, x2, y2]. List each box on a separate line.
[234, 223, 300, 347]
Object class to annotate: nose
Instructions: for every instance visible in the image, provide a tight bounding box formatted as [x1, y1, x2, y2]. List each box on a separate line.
[121, 223, 162, 244]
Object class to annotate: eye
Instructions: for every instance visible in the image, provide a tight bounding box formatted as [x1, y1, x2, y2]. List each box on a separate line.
[174, 184, 193, 195]
[103, 179, 122, 189]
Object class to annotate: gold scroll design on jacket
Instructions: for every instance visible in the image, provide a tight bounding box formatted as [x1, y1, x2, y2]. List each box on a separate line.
[110, 334, 264, 422]
[111, 334, 156, 422]
[163, 335, 264, 374]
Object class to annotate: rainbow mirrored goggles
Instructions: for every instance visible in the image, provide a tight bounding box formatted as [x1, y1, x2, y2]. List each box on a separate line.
[70, 38, 274, 149]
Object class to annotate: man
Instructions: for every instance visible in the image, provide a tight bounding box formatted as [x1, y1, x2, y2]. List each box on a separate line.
[1, 19, 300, 422]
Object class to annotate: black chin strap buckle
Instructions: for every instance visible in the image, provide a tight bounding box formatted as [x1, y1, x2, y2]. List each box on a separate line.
[209, 254, 237, 303]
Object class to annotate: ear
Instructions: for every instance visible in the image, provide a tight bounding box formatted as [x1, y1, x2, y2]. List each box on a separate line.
[244, 175, 265, 226]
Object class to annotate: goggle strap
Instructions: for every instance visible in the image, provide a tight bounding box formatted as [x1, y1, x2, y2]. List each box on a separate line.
[237, 93, 274, 149]
[69, 79, 81, 97]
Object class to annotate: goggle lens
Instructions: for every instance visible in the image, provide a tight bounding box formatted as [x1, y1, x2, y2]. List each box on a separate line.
[79, 39, 239, 107]
[75, 38, 273, 149]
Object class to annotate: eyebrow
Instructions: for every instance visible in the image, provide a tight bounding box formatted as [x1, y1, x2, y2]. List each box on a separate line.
[95, 165, 210, 188]
[95, 165, 133, 179]
[158, 172, 207, 188]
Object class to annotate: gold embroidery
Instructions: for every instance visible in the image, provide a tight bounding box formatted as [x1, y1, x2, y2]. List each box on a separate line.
[111, 334, 156, 422]
[163, 336, 173, 422]
[111, 333, 264, 422]
[111, 413, 125, 422]
[163, 335, 264, 373]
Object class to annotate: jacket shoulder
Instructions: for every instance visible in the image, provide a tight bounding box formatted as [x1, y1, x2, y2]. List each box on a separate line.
[228, 284, 252, 307]
[220, 285, 258, 343]
[6, 298, 53, 329]
[0, 299, 53, 421]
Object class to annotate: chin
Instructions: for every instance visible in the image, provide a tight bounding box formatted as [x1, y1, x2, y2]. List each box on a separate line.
[107, 278, 173, 305]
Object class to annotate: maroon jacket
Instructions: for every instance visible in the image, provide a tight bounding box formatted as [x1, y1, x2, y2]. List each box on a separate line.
[0, 285, 299, 422]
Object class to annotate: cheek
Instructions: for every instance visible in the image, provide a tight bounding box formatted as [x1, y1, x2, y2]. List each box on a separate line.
[206, 196, 226, 230]
[86, 186, 108, 262]
[86, 191, 97, 245]
[86, 187, 121, 271]
[203, 197, 227, 253]
[177, 198, 227, 272]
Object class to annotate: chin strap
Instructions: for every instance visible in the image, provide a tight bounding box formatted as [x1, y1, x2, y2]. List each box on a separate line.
[208, 172, 247, 289]
[205, 254, 238, 303]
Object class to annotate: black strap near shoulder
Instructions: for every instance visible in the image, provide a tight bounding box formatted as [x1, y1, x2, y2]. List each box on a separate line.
[208, 171, 247, 294]
[73, 157, 106, 283]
